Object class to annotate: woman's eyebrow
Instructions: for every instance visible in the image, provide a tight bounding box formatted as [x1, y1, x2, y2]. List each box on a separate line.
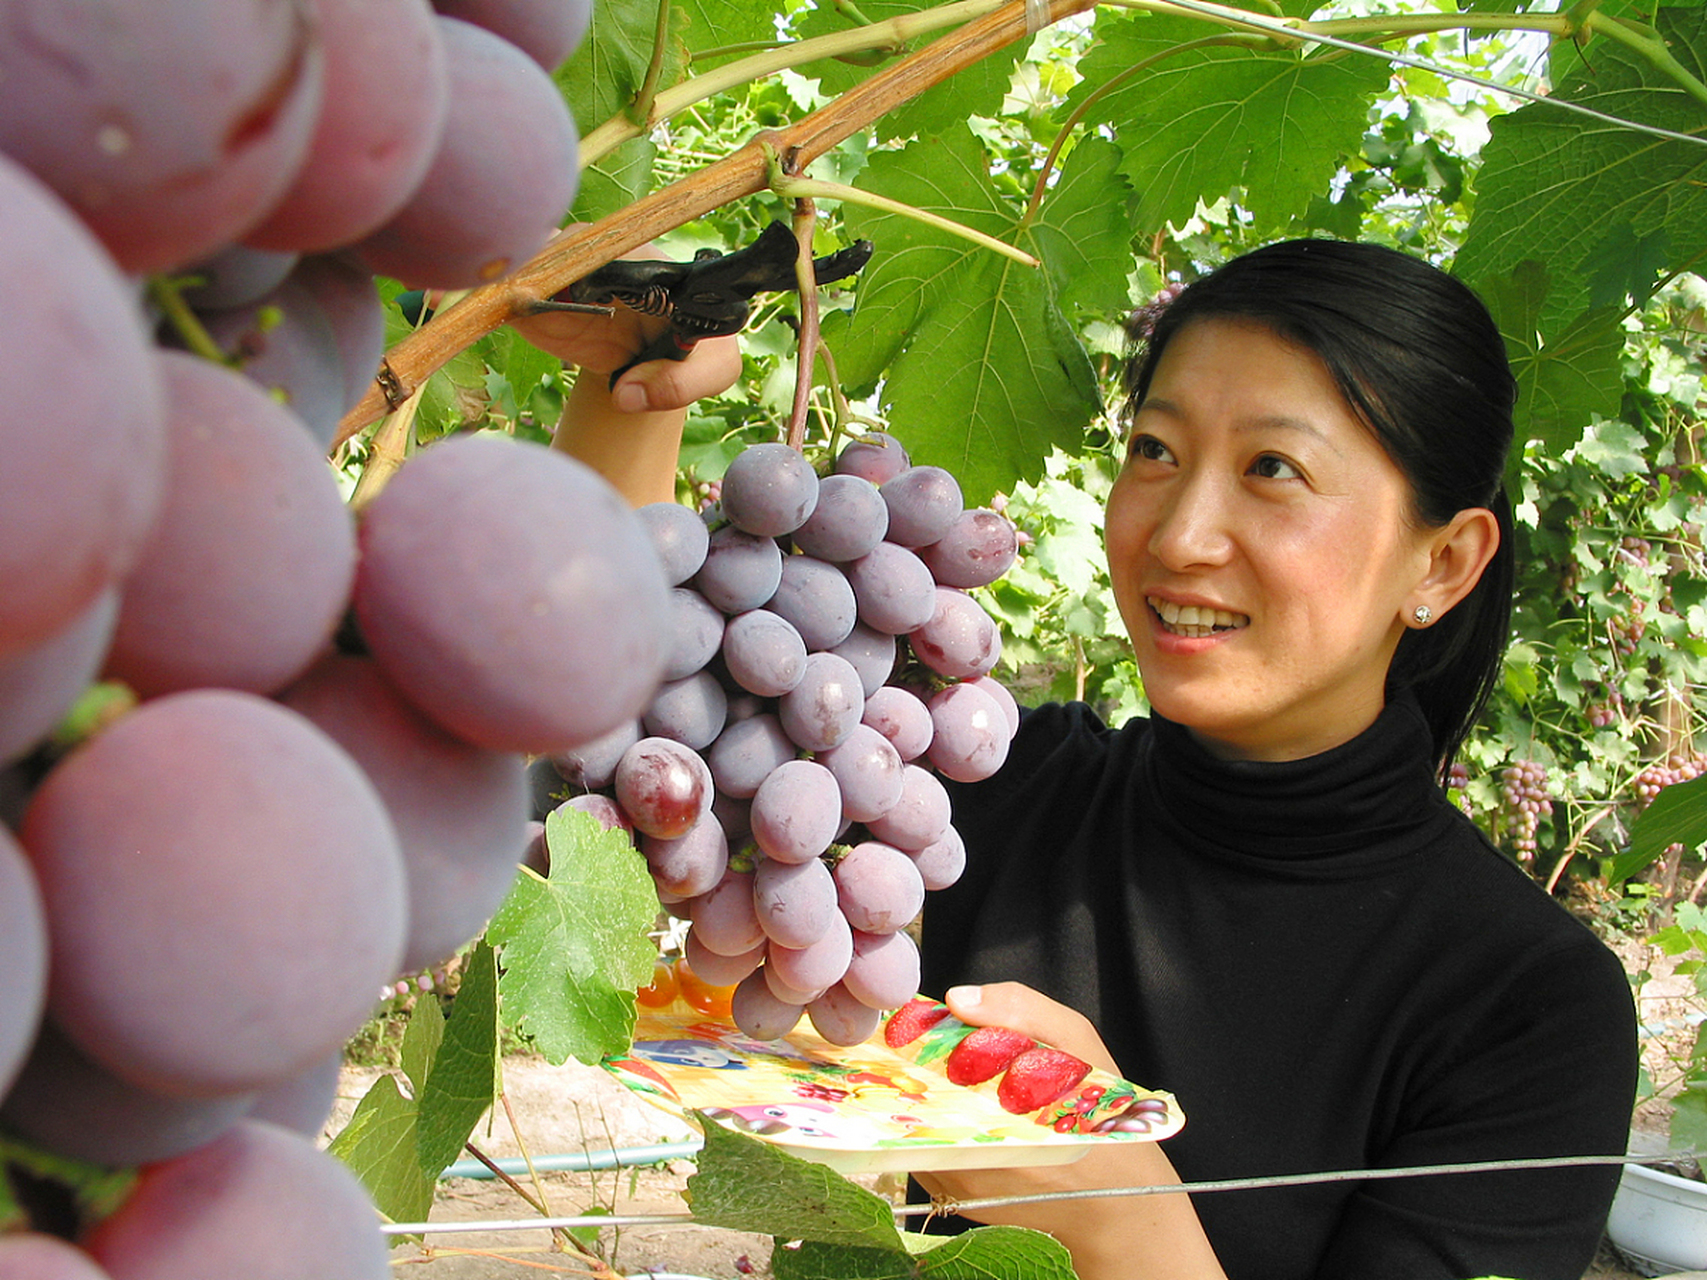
[1135, 397, 1346, 458]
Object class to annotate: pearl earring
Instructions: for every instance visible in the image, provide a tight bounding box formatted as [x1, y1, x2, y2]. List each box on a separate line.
[1412, 604, 1433, 626]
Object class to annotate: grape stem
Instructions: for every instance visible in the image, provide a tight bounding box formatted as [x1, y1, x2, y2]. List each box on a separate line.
[786, 182, 822, 455]
[332, 0, 1100, 449]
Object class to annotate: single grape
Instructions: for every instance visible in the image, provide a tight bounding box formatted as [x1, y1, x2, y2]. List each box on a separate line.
[643, 671, 728, 751]
[763, 962, 827, 1006]
[0, 1232, 113, 1280]
[614, 737, 713, 840]
[641, 814, 728, 900]
[354, 16, 578, 288]
[180, 244, 298, 310]
[766, 554, 857, 651]
[909, 587, 1003, 681]
[730, 970, 805, 1042]
[688, 869, 765, 956]
[663, 588, 725, 682]
[555, 793, 633, 838]
[706, 714, 797, 800]
[0, 0, 324, 274]
[750, 760, 843, 865]
[864, 765, 952, 852]
[752, 856, 839, 949]
[722, 609, 808, 697]
[684, 931, 765, 988]
[84, 1120, 391, 1280]
[790, 473, 889, 562]
[0, 823, 47, 1099]
[919, 508, 1019, 588]
[778, 652, 864, 752]
[637, 501, 711, 585]
[833, 841, 925, 934]
[967, 674, 1021, 737]
[909, 823, 967, 891]
[765, 910, 853, 995]
[881, 465, 963, 548]
[695, 526, 784, 614]
[105, 352, 356, 698]
[720, 442, 820, 537]
[817, 725, 904, 823]
[548, 719, 643, 792]
[807, 982, 882, 1046]
[20, 690, 407, 1097]
[279, 653, 529, 974]
[293, 252, 388, 415]
[354, 432, 671, 755]
[431, 0, 594, 70]
[245, 0, 450, 252]
[834, 432, 911, 485]
[845, 542, 938, 635]
[0, 587, 118, 769]
[841, 928, 921, 1011]
[828, 623, 898, 698]
[247, 1049, 342, 1138]
[925, 681, 1012, 783]
[862, 685, 935, 762]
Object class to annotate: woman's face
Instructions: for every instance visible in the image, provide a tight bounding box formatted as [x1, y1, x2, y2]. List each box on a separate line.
[1104, 317, 1437, 762]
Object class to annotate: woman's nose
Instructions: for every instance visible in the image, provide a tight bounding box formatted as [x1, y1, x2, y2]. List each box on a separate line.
[1147, 473, 1233, 570]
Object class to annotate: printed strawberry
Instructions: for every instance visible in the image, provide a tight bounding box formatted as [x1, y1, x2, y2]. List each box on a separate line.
[944, 1026, 1035, 1086]
[883, 997, 953, 1049]
[996, 1046, 1092, 1115]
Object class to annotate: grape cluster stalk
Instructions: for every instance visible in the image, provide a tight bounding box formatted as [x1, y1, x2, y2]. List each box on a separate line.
[0, 2, 621, 1273]
[537, 433, 1024, 1048]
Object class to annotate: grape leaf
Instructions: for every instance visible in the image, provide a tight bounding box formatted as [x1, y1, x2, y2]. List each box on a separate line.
[485, 807, 659, 1064]
[1028, 136, 1140, 326]
[415, 942, 501, 1173]
[675, 0, 780, 53]
[1068, 9, 1388, 236]
[1610, 773, 1707, 883]
[827, 127, 1102, 505]
[1456, 5, 1707, 325]
[771, 1224, 1079, 1279]
[557, 0, 690, 135]
[399, 980, 444, 1097]
[685, 1113, 906, 1251]
[573, 135, 658, 223]
[326, 1074, 436, 1239]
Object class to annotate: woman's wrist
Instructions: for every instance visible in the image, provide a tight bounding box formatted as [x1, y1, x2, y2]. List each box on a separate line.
[551, 371, 687, 508]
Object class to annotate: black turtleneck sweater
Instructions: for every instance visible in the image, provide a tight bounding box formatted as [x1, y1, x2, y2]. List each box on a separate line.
[922, 695, 1637, 1280]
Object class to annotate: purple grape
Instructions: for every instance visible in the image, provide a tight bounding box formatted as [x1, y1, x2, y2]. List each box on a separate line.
[842, 928, 921, 1011]
[731, 970, 805, 1041]
[719, 442, 820, 537]
[556, 793, 633, 838]
[688, 869, 765, 956]
[548, 718, 642, 792]
[750, 760, 843, 865]
[778, 652, 865, 752]
[808, 982, 883, 1046]
[432, 0, 594, 70]
[864, 765, 952, 852]
[180, 244, 299, 310]
[247, 1048, 342, 1138]
[790, 473, 889, 562]
[920, 508, 1019, 588]
[909, 587, 1003, 681]
[707, 714, 797, 800]
[695, 526, 784, 614]
[0, 1231, 115, 1279]
[0, 823, 46, 1099]
[817, 725, 904, 823]
[967, 675, 1021, 737]
[828, 623, 897, 697]
[833, 841, 925, 935]
[925, 681, 1012, 784]
[684, 930, 764, 987]
[722, 609, 807, 697]
[763, 962, 827, 1005]
[881, 465, 963, 548]
[645, 671, 728, 751]
[909, 823, 966, 891]
[862, 686, 935, 762]
[752, 856, 839, 949]
[641, 813, 728, 899]
[0, 587, 118, 768]
[614, 737, 712, 840]
[637, 501, 711, 585]
[834, 432, 911, 485]
[845, 542, 938, 635]
[765, 910, 853, 995]
[766, 554, 857, 651]
[712, 789, 753, 847]
[295, 252, 388, 414]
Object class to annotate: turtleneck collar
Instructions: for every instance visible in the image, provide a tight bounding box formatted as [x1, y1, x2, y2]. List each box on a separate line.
[1137, 691, 1455, 867]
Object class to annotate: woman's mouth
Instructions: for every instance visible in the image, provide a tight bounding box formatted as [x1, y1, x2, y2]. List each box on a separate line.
[1147, 596, 1250, 639]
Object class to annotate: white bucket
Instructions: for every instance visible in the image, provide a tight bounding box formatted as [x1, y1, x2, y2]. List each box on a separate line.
[1605, 1161, 1707, 1276]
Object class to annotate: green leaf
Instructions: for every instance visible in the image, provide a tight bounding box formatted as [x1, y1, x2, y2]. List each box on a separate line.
[772, 1224, 1079, 1280]
[771, 1241, 919, 1280]
[829, 127, 1101, 505]
[1069, 10, 1388, 235]
[485, 807, 659, 1064]
[416, 942, 502, 1174]
[676, 0, 779, 53]
[1610, 773, 1707, 883]
[1028, 137, 1139, 325]
[573, 136, 659, 223]
[326, 1074, 436, 1237]
[1671, 1082, 1707, 1151]
[685, 1113, 906, 1251]
[558, 0, 689, 134]
[399, 985, 444, 1098]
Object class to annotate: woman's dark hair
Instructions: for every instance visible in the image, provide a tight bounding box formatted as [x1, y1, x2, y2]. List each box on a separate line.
[1123, 238, 1516, 779]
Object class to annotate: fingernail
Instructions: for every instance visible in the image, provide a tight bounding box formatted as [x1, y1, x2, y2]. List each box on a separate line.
[946, 984, 981, 1011]
[613, 381, 648, 413]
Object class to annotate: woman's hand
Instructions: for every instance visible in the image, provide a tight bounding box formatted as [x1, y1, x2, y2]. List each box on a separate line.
[912, 983, 1228, 1280]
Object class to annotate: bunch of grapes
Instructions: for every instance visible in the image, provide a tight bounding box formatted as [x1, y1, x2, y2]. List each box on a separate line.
[539, 433, 1022, 1048]
[1445, 760, 1471, 817]
[0, 1, 627, 1272]
[1498, 761, 1553, 861]
[1586, 687, 1626, 730]
[1633, 757, 1707, 812]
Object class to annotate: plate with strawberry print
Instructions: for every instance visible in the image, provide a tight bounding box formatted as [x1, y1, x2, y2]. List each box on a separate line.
[601, 996, 1184, 1174]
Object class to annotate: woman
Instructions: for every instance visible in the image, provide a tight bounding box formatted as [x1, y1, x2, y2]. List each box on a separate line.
[518, 237, 1638, 1280]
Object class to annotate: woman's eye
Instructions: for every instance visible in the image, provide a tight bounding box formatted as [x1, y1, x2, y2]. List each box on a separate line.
[1250, 454, 1300, 480]
[1127, 434, 1173, 464]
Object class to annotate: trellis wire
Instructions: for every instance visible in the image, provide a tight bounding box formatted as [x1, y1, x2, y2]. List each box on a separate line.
[381, 1147, 1700, 1236]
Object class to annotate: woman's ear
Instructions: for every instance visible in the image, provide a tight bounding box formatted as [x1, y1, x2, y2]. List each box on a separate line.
[1412, 507, 1500, 624]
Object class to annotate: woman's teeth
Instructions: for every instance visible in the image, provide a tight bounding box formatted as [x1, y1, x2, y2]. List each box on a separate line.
[1148, 597, 1250, 638]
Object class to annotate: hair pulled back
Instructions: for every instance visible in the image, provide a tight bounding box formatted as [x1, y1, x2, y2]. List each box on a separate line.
[1123, 238, 1516, 778]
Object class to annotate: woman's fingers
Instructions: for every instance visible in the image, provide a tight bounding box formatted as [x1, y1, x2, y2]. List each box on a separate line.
[611, 332, 743, 413]
[942, 982, 1120, 1075]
